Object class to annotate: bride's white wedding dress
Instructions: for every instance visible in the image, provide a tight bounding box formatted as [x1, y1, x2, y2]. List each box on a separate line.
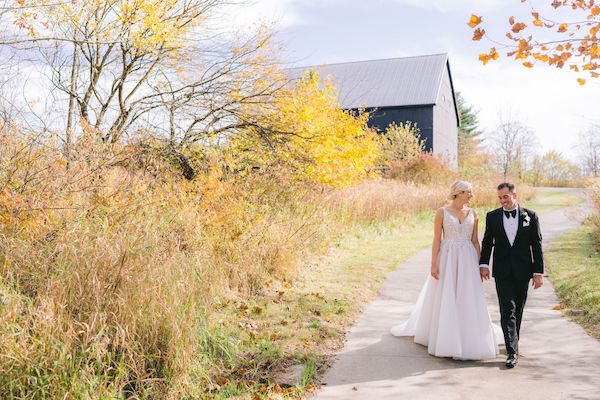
[390, 208, 502, 360]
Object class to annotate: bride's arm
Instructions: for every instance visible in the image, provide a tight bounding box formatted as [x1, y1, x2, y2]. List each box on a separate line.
[431, 208, 444, 280]
[471, 209, 481, 259]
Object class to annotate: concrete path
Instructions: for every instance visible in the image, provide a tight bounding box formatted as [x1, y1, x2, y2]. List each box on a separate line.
[311, 189, 600, 400]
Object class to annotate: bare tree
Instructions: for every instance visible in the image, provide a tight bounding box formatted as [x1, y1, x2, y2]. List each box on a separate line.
[577, 123, 600, 177]
[1, 0, 288, 170]
[487, 117, 537, 179]
[527, 151, 581, 187]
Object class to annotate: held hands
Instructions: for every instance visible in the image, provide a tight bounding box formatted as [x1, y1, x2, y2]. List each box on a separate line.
[479, 267, 490, 282]
[532, 275, 543, 289]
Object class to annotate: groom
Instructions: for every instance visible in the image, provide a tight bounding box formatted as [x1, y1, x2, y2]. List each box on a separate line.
[479, 182, 544, 369]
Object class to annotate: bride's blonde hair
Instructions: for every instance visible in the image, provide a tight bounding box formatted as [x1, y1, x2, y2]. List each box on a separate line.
[447, 180, 473, 201]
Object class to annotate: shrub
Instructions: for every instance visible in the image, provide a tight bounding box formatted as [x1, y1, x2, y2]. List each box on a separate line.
[386, 152, 456, 184]
[378, 122, 425, 165]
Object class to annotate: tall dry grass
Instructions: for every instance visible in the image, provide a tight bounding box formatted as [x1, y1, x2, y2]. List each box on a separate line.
[587, 178, 600, 237]
[0, 129, 330, 398]
[326, 178, 501, 226]
[0, 127, 506, 398]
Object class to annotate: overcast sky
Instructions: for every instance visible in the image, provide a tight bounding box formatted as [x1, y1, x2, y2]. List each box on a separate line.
[231, 0, 600, 161]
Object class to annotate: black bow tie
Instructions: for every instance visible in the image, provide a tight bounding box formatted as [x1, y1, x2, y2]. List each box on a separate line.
[504, 209, 517, 218]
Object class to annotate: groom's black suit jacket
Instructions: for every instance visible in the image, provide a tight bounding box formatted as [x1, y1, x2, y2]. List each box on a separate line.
[479, 207, 544, 281]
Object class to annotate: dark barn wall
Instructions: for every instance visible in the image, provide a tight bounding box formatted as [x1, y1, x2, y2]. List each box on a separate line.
[359, 106, 434, 151]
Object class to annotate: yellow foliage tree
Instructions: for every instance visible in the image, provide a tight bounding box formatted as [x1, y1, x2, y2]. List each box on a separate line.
[12, 0, 201, 52]
[231, 72, 383, 188]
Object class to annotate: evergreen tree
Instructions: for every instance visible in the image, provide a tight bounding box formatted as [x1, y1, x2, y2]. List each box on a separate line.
[456, 92, 481, 140]
[456, 92, 484, 171]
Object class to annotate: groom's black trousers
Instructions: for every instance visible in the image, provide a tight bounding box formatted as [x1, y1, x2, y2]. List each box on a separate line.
[495, 275, 530, 355]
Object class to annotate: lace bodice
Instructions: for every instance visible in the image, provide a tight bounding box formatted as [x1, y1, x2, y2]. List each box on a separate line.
[442, 208, 474, 241]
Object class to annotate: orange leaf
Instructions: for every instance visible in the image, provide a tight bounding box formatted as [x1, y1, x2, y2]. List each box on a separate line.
[523, 62, 534, 68]
[491, 50, 499, 61]
[591, 6, 600, 16]
[591, 72, 599, 78]
[558, 23, 568, 32]
[560, 52, 571, 61]
[552, 305, 561, 310]
[468, 14, 482, 28]
[472, 28, 485, 41]
[577, 78, 586, 85]
[512, 22, 527, 33]
[509, 16, 515, 25]
[551, 0, 561, 8]
[479, 53, 491, 65]
[533, 18, 543, 27]
[516, 51, 529, 60]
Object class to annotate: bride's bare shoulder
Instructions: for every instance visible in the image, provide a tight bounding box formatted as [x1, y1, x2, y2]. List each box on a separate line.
[436, 207, 447, 218]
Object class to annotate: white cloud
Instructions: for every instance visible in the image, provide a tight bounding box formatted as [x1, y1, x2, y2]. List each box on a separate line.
[214, 0, 305, 33]
[390, 0, 505, 13]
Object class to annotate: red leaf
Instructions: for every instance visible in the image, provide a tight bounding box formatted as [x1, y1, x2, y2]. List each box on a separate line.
[472, 28, 485, 41]
[512, 22, 527, 33]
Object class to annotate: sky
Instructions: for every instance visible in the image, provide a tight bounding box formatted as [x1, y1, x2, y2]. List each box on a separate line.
[229, 0, 600, 161]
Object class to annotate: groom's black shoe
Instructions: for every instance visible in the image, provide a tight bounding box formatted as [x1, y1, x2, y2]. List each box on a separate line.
[505, 354, 518, 369]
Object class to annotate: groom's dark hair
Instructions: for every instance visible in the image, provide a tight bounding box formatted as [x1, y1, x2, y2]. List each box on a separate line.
[497, 182, 515, 192]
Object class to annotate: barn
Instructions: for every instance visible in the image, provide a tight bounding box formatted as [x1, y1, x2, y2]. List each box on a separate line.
[287, 53, 460, 169]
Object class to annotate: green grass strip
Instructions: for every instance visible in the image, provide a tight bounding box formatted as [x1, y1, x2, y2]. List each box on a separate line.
[545, 223, 600, 339]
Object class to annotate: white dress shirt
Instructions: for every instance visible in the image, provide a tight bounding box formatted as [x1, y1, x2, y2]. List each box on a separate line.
[503, 205, 519, 246]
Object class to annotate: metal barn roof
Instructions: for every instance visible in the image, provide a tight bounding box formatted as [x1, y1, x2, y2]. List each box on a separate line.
[287, 53, 454, 110]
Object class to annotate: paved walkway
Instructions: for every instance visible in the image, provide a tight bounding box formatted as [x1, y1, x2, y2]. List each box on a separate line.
[311, 189, 600, 400]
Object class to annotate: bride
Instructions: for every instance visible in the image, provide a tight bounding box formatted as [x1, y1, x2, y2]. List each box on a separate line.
[391, 180, 501, 360]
